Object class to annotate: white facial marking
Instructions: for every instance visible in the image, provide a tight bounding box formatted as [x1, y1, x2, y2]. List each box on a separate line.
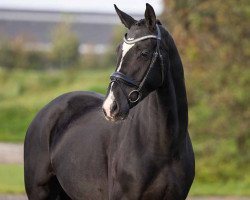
[103, 83, 115, 118]
[117, 38, 135, 72]
[103, 38, 135, 118]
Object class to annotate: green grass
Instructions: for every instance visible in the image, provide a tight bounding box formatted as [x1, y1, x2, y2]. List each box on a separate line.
[0, 164, 24, 194]
[190, 180, 250, 196]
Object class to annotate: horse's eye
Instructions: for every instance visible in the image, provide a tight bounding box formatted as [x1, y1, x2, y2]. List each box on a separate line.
[141, 50, 149, 57]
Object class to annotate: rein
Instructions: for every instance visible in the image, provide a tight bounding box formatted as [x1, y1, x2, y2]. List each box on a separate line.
[110, 25, 164, 105]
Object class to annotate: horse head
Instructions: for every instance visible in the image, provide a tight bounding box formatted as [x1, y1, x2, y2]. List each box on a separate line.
[103, 4, 170, 122]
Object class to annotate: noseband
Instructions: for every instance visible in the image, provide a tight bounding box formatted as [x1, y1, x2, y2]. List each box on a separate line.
[110, 25, 164, 106]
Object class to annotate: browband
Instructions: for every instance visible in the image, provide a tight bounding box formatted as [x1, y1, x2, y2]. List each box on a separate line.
[124, 34, 159, 44]
[123, 25, 161, 44]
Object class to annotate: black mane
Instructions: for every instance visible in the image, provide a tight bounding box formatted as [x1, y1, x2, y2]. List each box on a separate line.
[159, 26, 189, 155]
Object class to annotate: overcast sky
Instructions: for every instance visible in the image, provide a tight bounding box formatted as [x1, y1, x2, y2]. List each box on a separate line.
[0, 0, 163, 15]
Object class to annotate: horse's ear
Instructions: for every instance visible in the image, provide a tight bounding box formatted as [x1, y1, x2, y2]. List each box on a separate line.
[145, 3, 156, 32]
[114, 4, 136, 29]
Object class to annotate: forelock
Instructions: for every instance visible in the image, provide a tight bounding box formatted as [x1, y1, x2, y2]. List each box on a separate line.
[127, 19, 151, 39]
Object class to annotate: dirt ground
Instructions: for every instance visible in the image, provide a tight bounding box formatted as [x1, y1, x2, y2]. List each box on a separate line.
[0, 143, 23, 164]
[0, 195, 249, 200]
[0, 196, 26, 200]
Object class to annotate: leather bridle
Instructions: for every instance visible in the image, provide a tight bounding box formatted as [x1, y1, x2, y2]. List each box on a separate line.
[110, 24, 164, 106]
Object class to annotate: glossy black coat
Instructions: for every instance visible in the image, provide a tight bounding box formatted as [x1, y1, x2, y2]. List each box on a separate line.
[24, 4, 195, 200]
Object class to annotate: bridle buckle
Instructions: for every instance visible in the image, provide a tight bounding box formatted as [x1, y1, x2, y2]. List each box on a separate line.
[128, 90, 141, 103]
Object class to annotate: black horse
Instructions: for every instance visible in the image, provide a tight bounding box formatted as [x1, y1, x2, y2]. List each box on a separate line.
[24, 4, 195, 200]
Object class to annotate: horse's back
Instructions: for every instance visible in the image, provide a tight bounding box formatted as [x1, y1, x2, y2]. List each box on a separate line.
[24, 91, 106, 199]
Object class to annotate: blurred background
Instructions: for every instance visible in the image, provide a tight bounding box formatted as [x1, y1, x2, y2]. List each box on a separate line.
[0, 0, 249, 198]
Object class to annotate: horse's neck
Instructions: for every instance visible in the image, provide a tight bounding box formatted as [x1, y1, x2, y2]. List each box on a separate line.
[130, 87, 177, 155]
[139, 89, 170, 129]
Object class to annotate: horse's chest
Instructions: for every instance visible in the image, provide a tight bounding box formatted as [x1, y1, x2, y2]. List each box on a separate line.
[109, 146, 173, 199]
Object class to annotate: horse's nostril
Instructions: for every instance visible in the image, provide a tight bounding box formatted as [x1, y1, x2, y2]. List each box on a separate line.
[110, 101, 118, 113]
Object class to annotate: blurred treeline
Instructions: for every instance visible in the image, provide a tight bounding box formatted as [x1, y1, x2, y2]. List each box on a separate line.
[161, 0, 250, 191]
[0, 22, 116, 70]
